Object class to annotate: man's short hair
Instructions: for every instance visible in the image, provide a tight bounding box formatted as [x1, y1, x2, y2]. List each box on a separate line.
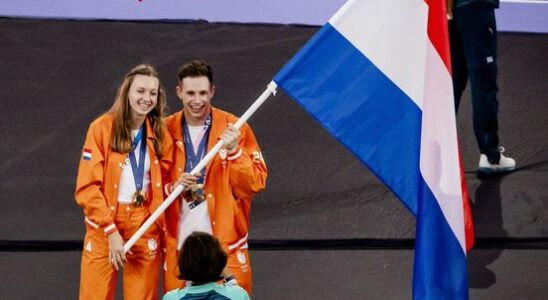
[178, 231, 227, 284]
[178, 60, 214, 84]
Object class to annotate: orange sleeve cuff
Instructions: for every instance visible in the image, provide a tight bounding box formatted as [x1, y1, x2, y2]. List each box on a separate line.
[227, 148, 243, 161]
[103, 222, 118, 236]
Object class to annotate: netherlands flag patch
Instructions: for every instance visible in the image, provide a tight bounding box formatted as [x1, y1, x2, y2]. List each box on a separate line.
[82, 148, 92, 161]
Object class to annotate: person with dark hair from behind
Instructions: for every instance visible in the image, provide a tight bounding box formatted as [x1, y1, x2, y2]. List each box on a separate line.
[163, 231, 250, 300]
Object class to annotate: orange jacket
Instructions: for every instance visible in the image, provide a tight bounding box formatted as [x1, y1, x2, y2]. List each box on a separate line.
[164, 108, 267, 252]
[75, 113, 173, 235]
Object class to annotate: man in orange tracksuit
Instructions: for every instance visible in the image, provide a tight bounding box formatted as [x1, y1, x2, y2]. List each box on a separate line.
[162, 60, 267, 295]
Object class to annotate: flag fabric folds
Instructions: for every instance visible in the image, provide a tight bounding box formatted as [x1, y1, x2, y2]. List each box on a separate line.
[273, 0, 474, 299]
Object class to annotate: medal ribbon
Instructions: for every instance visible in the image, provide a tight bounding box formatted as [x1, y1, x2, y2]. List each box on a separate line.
[128, 126, 147, 192]
[182, 114, 211, 185]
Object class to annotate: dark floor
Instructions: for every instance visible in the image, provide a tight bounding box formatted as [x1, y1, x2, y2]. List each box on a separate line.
[1, 249, 547, 299]
[0, 18, 547, 299]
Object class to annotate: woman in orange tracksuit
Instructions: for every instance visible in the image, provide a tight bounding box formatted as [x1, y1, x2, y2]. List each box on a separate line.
[161, 60, 267, 295]
[75, 64, 172, 300]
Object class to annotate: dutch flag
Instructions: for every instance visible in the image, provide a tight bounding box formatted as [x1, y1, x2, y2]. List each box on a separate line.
[82, 148, 92, 161]
[273, 0, 474, 299]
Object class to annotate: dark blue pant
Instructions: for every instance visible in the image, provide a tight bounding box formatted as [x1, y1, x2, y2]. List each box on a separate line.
[449, 2, 500, 163]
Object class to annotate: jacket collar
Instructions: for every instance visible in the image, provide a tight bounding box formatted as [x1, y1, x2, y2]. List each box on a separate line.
[167, 111, 184, 142]
[170, 108, 224, 152]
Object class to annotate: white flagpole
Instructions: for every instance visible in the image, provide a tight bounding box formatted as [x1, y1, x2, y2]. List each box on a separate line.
[124, 81, 278, 253]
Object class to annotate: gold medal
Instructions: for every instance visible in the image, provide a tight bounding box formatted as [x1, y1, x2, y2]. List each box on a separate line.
[190, 184, 206, 203]
[133, 190, 146, 206]
[188, 184, 206, 210]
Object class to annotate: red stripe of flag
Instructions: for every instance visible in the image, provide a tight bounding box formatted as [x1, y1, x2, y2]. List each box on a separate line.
[424, 0, 475, 251]
[424, 0, 452, 72]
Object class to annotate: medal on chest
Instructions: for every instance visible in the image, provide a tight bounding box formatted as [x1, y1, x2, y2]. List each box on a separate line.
[187, 184, 206, 209]
[128, 126, 148, 206]
[133, 190, 146, 207]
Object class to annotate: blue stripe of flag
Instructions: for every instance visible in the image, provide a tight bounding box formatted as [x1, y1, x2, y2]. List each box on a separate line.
[415, 181, 469, 299]
[274, 23, 421, 214]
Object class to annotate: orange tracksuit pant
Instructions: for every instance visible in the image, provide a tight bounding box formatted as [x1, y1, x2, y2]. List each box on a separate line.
[79, 204, 161, 300]
[162, 235, 252, 295]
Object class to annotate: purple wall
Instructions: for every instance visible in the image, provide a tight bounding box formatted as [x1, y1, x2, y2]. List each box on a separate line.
[497, 1, 548, 33]
[0, 0, 547, 33]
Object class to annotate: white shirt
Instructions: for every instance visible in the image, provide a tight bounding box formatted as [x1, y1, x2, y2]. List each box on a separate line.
[117, 129, 151, 204]
[177, 124, 213, 249]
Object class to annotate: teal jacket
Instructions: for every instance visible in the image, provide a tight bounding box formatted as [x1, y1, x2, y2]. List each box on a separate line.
[163, 282, 250, 300]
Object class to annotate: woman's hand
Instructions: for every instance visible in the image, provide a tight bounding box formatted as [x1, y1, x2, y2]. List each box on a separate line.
[108, 231, 127, 271]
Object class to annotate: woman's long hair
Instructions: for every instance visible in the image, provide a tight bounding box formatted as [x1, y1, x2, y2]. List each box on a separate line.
[109, 64, 166, 157]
